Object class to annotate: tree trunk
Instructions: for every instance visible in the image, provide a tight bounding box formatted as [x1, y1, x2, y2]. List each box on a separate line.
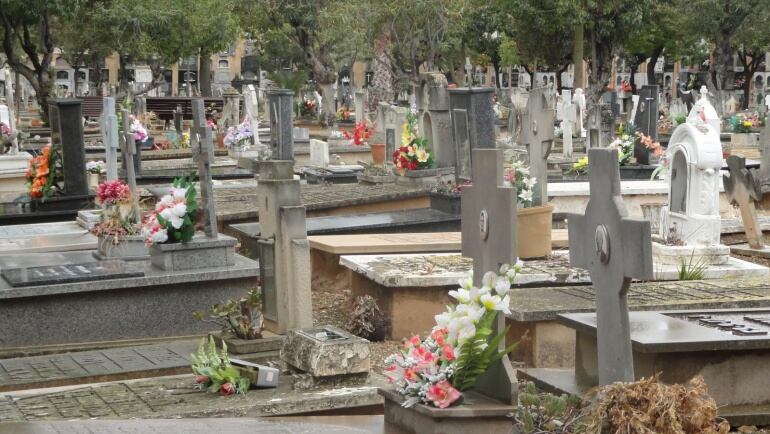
[199, 51, 212, 97]
[646, 45, 664, 88]
[629, 64, 638, 94]
[742, 70, 753, 110]
[708, 32, 733, 116]
[572, 22, 584, 90]
[586, 30, 614, 147]
[319, 82, 337, 126]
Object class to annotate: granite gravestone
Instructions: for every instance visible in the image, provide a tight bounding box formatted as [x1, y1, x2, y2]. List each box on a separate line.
[48, 99, 89, 197]
[256, 161, 312, 334]
[1, 260, 143, 287]
[633, 85, 659, 165]
[567, 148, 653, 385]
[519, 87, 555, 206]
[101, 97, 119, 181]
[449, 87, 496, 180]
[191, 98, 219, 238]
[461, 148, 517, 404]
[268, 89, 294, 161]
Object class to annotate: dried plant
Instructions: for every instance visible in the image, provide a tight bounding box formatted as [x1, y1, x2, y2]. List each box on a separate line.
[347, 295, 388, 341]
[194, 287, 264, 340]
[586, 375, 730, 434]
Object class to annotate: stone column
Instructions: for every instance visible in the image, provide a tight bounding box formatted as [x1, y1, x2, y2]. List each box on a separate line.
[267, 89, 294, 161]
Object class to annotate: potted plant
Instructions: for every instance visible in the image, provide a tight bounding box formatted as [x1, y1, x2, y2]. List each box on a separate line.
[505, 159, 553, 259]
[194, 287, 284, 354]
[729, 111, 762, 148]
[380, 264, 519, 432]
[392, 110, 453, 186]
[91, 179, 146, 260]
[190, 337, 250, 396]
[85, 160, 105, 189]
[223, 117, 255, 158]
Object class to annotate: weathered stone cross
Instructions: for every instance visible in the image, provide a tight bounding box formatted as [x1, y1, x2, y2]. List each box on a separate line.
[120, 108, 140, 222]
[520, 87, 554, 207]
[461, 147, 517, 404]
[101, 97, 119, 181]
[567, 148, 653, 385]
[724, 155, 764, 249]
[191, 98, 218, 238]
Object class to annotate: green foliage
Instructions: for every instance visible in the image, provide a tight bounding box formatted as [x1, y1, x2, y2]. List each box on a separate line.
[194, 287, 264, 340]
[268, 70, 310, 94]
[191, 336, 250, 395]
[450, 311, 517, 391]
[157, 175, 197, 243]
[678, 253, 707, 281]
[515, 382, 586, 433]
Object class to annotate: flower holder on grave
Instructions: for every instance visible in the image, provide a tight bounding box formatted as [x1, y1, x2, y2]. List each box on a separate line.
[281, 326, 370, 384]
[94, 234, 148, 261]
[392, 166, 454, 188]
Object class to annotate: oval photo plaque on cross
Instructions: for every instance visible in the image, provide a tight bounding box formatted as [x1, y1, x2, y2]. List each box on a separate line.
[479, 209, 489, 241]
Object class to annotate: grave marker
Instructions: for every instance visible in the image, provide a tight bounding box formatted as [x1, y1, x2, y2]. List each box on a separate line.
[559, 90, 577, 158]
[120, 108, 141, 223]
[267, 89, 294, 160]
[191, 98, 218, 238]
[724, 156, 769, 256]
[519, 87, 555, 206]
[633, 85, 659, 165]
[461, 148, 517, 404]
[173, 105, 183, 136]
[449, 87, 496, 180]
[244, 85, 261, 146]
[49, 99, 89, 197]
[101, 97, 119, 181]
[354, 90, 364, 122]
[567, 147, 653, 385]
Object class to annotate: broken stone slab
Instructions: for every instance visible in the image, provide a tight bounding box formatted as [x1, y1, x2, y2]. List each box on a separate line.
[281, 326, 370, 378]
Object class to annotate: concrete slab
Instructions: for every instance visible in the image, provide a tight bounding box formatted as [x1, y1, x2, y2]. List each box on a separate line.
[730, 243, 770, 259]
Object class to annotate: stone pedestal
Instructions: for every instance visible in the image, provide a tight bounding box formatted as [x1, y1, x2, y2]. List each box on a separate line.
[281, 326, 370, 377]
[94, 234, 149, 261]
[0, 153, 32, 192]
[149, 234, 237, 271]
[393, 167, 454, 188]
[379, 388, 515, 434]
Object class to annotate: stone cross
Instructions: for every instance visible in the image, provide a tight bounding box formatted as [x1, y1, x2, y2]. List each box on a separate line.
[244, 84, 261, 146]
[724, 156, 764, 249]
[191, 98, 218, 238]
[120, 108, 140, 222]
[559, 90, 577, 158]
[101, 97, 119, 181]
[461, 148, 517, 404]
[174, 105, 183, 136]
[758, 122, 770, 184]
[519, 87, 554, 206]
[3, 69, 18, 153]
[567, 147, 653, 385]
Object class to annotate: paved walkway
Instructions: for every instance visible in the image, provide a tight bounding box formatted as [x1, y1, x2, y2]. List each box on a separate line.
[0, 417, 394, 433]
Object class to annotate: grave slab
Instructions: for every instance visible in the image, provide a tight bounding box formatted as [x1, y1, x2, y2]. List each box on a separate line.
[506, 277, 770, 369]
[0, 251, 259, 349]
[520, 308, 770, 426]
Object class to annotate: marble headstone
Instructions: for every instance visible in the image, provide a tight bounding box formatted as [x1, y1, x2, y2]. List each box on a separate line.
[267, 89, 294, 160]
[519, 87, 554, 206]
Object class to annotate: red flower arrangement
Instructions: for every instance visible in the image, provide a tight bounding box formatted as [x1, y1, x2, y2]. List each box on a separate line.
[342, 121, 374, 146]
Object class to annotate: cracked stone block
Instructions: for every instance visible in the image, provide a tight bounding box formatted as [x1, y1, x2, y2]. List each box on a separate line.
[280, 326, 370, 378]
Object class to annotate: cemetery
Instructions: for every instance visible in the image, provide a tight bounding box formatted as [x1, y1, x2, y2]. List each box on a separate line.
[5, 1, 770, 433]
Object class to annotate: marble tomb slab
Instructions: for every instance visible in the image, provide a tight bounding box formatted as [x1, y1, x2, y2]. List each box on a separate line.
[2, 260, 144, 287]
[309, 232, 462, 255]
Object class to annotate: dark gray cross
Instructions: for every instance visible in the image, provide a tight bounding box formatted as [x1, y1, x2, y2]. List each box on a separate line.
[120, 109, 140, 223]
[519, 87, 554, 207]
[567, 148, 653, 385]
[724, 156, 764, 249]
[190, 98, 219, 238]
[461, 148, 517, 404]
[101, 97, 118, 181]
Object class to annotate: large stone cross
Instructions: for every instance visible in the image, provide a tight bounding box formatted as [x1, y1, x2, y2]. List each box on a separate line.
[520, 87, 554, 207]
[567, 148, 653, 385]
[101, 97, 119, 181]
[120, 108, 140, 223]
[559, 90, 577, 158]
[244, 84, 261, 146]
[191, 98, 218, 238]
[724, 155, 764, 249]
[461, 148, 517, 404]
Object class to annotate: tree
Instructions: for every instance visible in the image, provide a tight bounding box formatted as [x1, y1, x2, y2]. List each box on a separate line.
[184, 0, 239, 97]
[0, 0, 78, 120]
[500, 0, 580, 92]
[731, 7, 770, 109]
[462, 1, 511, 88]
[57, 1, 113, 96]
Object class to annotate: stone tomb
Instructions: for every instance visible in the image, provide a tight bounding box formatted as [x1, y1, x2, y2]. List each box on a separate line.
[0, 251, 258, 349]
[520, 308, 770, 426]
[413, 72, 454, 169]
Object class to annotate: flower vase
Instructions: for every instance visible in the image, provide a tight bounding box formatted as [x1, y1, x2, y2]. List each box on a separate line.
[516, 204, 553, 259]
[216, 132, 226, 148]
[149, 234, 237, 271]
[370, 143, 386, 166]
[392, 167, 455, 188]
[379, 388, 514, 434]
[87, 173, 100, 189]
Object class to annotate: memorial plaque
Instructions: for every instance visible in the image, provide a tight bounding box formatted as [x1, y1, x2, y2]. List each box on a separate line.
[1, 260, 144, 287]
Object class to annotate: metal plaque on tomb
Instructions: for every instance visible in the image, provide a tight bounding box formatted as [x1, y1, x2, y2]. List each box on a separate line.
[1, 260, 144, 287]
[666, 311, 770, 337]
[257, 238, 277, 321]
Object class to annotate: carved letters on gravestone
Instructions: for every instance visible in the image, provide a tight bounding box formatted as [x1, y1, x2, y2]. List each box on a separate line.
[724, 156, 764, 249]
[567, 148, 653, 385]
[461, 148, 517, 404]
[191, 99, 218, 238]
[519, 88, 554, 207]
